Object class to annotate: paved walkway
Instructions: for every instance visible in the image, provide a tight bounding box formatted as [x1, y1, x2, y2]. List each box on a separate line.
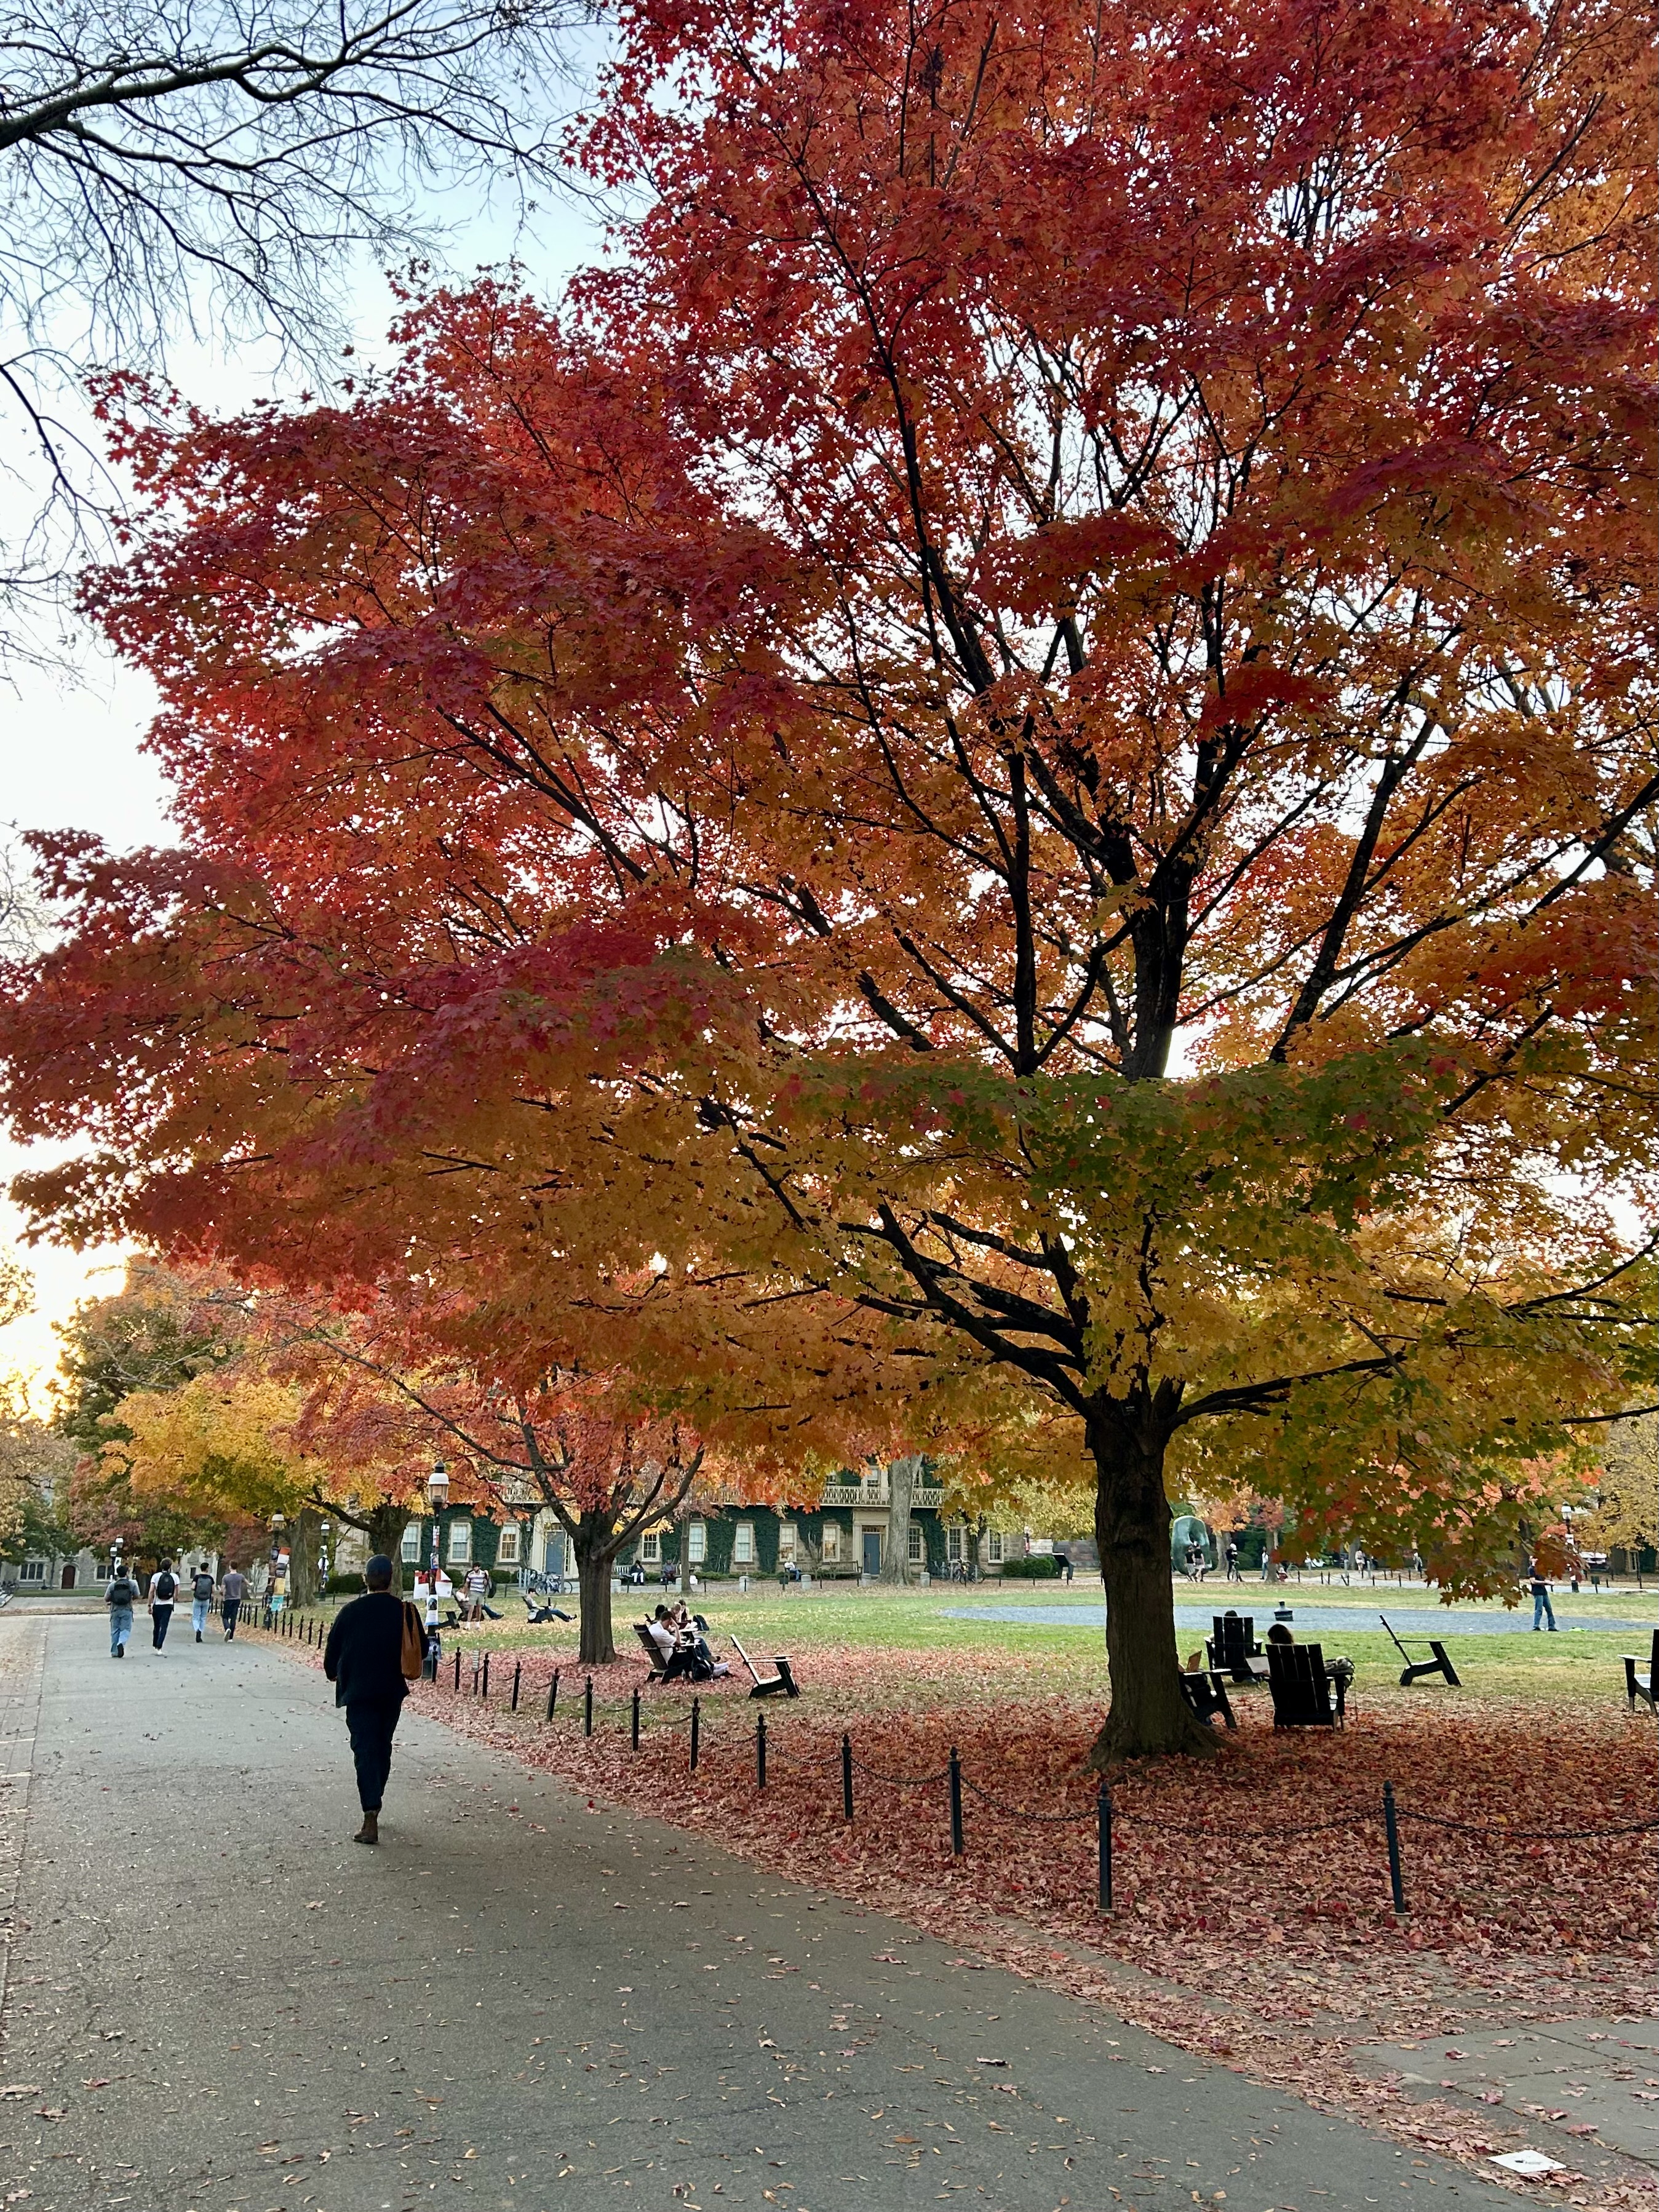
[0, 1616, 1524, 2212]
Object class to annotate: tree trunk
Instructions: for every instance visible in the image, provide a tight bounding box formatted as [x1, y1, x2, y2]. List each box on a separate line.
[1086, 1407, 1217, 1764]
[878, 1455, 921, 1584]
[365, 1502, 412, 1584]
[573, 1512, 619, 1665]
[288, 1508, 322, 1604]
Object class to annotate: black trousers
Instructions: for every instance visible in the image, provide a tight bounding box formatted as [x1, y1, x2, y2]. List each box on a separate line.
[151, 1605, 173, 1649]
[345, 1698, 404, 1812]
[221, 1601, 239, 1638]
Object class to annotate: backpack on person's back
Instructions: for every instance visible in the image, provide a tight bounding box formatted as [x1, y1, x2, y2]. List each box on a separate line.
[153, 1569, 177, 1604]
[106, 1575, 137, 1608]
[193, 1570, 214, 1602]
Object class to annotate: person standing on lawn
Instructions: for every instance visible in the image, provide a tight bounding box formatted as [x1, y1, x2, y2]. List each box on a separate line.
[189, 1561, 215, 1642]
[220, 1563, 246, 1639]
[105, 1561, 138, 1657]
[147, 1558, 178, 1650]
[1529, 1564, 1557, 1631]
[322, 1553, 421, 1845]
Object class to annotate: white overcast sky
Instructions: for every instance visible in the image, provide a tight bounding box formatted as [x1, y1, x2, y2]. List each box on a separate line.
[0, 177, 607, 1405]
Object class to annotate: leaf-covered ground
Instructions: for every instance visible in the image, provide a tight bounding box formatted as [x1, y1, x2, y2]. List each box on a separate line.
[268, 1618, 1658, 2205]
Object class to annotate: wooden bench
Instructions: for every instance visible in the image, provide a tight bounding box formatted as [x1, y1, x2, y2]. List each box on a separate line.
[1267, 1641, 1345, 1728]
[1623, 1628, 1657, 1714]
[1206, 1612, 1270, 1685]
[731, 1634, 801, 1700]
[1179, 1668, 1237, 1729]
[1380, 1613, 1460, 1688]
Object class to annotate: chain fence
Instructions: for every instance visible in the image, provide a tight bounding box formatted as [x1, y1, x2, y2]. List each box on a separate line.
[239, 1602, 1657, 1925]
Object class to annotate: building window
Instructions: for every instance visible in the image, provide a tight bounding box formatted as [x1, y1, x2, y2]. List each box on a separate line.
[778, 1521, 796, 1555]
[497, 1525, 520, 1566]
[447, 1521, 471, 1566]
[687, 1521, 707, 1564]
[821, 1522, 840, 1561]
[19, 1559, 46, 1583]
[862, 1466, 881, 1492]
[987, 1531, 1004, 1564]
[947, 1526, 963, 1562]
[734, 1522, 755, 1566]
[641, 1530, 661, 1563]
[401, 1522, 421, 1563]
[908, 1524, 924, 1563]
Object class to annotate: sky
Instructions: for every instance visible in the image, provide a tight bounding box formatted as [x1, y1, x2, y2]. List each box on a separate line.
[0, 161, 607, 1410]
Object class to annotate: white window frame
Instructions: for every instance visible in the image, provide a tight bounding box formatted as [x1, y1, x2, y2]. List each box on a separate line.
[496, 1524, 520, 1566]
[820, 1522, 840, 1561]
[947, 1526, 963, 1561]
[400, 1522, 421, 1563]
[447, 1521, 471, 1566]
[987, 1531, 1004, 1564]
[908, 1524, 924, 1562]
[778, 1521, 796, 1555]
[686, 1521, 707, 1564]
[734, 1522, 755, 1566]
[641, 1530, 661, 1563]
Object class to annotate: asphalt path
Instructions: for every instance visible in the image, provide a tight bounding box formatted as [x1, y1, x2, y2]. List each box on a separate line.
[0, 1613, 1525, 2212]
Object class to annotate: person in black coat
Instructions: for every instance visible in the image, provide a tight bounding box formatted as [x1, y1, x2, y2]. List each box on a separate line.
[323, 1555, 413, 1845]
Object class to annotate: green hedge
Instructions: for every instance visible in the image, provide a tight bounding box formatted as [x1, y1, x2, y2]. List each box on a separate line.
[327, 1571, 367, 1594]
[1000, 1553, 1063, 1579]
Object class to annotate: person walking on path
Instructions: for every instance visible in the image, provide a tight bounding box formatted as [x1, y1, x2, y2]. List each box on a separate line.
[105, 1562, 138, 1657]
[148, 1558, 179, 1651]
[1529, 1564, 1557, 1631]
[189, 1562, 215, 1642]
[322, 1553, 421, 1845]
[1225, 1540, 1241, 1581]
[220, 1564, 245, 1639]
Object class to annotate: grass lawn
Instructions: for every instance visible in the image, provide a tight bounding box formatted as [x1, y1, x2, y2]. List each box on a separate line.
[388, 1572, 1657, 1712]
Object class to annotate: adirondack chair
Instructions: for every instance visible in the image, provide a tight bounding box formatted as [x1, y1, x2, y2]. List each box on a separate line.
[1623, 1628, 1657, 1714]
[1179, 1667, 1237, 1729]
[1380, 1613, 1460, 1688]
[731, 1634, 801, 1700]
[1206, 1612, 1270, 1684]
[1267, 1641, 1345, 1728]
[634, 1620, 694, 1683]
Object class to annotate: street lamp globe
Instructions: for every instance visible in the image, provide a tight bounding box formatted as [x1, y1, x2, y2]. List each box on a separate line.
[428, 1459, 450, 1510]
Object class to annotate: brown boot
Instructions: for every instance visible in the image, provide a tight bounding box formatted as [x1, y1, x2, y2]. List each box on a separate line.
[354, 1811, 380, 1846]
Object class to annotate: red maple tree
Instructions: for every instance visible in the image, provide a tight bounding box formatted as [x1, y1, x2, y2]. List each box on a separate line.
[3, 0, 1653, 1754]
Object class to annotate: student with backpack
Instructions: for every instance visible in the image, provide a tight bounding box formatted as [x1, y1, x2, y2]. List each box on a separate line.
[189, 1562, 216, 1642]
[148, 1558, 179, 1650]
[105, 1562, 138, 1657]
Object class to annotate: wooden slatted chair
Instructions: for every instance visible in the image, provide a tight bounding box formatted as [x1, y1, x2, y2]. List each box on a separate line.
[1267, 1641, 1344, 1728]
[1622, 1628, 1657, 1714]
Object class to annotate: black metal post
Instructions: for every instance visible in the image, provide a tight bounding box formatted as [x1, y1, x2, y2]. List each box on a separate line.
[690, 1698, 701, 1771]
[482, 1650, 491, 1700]
[584, 1675, 594, 1737]
[631, 1686, 640, 1750]
[1097, 1783, 1113, 1912]
[1383, 1781, 1406, 1914]
[453, 1648, 461, 1692]
[948, 1746, 964, 1855]
[547, 1668, 560, 1719]
[841, 1732, 853, 1822]
[756, 1711, 766, 1790]
[471, 1653, 480, 1697]
[511, 1661, 521, 1713]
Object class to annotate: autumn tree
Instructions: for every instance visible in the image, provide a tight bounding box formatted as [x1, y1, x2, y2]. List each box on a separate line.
[2, 0, 1655, 1755]
[317, 1359, 705, 1663]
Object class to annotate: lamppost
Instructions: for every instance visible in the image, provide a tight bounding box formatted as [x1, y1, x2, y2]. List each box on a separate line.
[268, 1511, 287, 1621]
[427, 1458, 449, 1589]
[318, 1519, 331, 1596]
